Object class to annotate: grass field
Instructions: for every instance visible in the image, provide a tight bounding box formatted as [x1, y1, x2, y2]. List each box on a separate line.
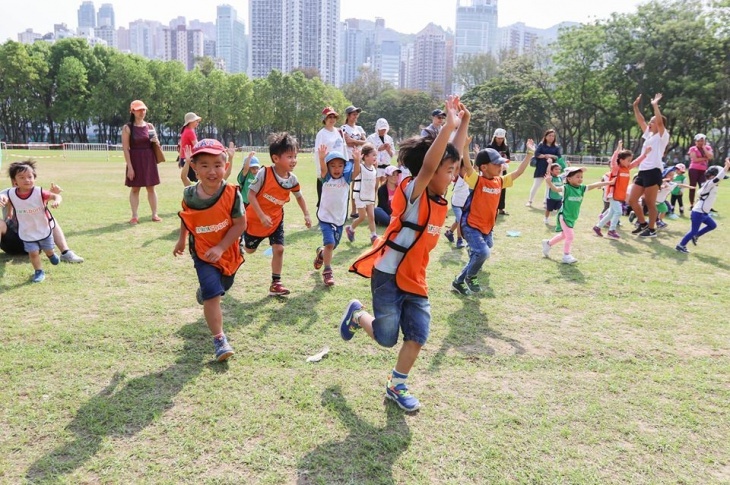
[1, 149, 729, 484]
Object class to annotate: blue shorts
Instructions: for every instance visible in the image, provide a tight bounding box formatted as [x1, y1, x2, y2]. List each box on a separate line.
[319, 221, 343, 248]
[452, 206, 463, 224]
[546, 198, 562, 212]
[23, 234, 54, 253]
[371, 269, 430, 347]
[193, 256, 237, 301]
[243, 220, 285, 250]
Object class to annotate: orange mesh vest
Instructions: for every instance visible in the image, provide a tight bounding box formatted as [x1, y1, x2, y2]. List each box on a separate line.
[178, 184, 244, 276]
[607, 166, 631, 202]
[465, 175, 503, 234]
[245, 167, 298, 237]
[350, 178, 448, 297]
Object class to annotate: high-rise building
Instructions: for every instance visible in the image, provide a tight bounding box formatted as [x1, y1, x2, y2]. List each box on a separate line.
[97, 3, 115, 28]
[454, 0, 498, 92]
[164, 25, 204, 71]
[216, 5, 248, 74]
[190, 20, 217, 41]
[498, 22, 577, 56]
[169, 16, 186, 30]
[250, 0, 340, 85]
[340, 19, 368, 86]
[95, 25, 117, 48]
[78, 1, 96, 29]
[129, 20, 164, 59]
[379, 40, 401, 87]
[410, 23, 447, 97]
[117, 26, 130, 51]
[18, 29, 42, 44]
[400, 42, 415, 90]
[204, 40, 217, 58]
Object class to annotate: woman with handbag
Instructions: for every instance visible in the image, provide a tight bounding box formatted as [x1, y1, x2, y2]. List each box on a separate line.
[123, 100, 162, 224]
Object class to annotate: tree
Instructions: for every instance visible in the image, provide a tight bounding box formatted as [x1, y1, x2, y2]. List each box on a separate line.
[453, 52, 499, 92]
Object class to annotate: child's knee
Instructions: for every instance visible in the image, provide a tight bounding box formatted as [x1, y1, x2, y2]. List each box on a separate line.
[272, 245, 284, 256]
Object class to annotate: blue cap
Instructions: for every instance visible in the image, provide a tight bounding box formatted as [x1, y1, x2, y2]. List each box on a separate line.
[662, 166, 677, 178]
[475, 148, 508, 166]
[325, 151, 346, 164]
[248, 156, 260, 168]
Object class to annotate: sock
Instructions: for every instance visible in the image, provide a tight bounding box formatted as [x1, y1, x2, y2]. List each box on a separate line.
[272, 273, 281, 283]
[62, 250, 69, 255]
[324, 265, 332, 272]
[213, 332, 224, 340]
[352, 309, 364, 326]
[390, 369, 408, 387]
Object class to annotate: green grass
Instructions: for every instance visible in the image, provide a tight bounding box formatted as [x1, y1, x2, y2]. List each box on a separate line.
[1, 149, 729, 484]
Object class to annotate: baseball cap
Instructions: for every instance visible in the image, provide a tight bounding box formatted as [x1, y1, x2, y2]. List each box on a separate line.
[475, 148, 508, 166]
[694, 133, 707, 141]
[345, 106, 362, 115]
[130, 100, 147, 112]
[248, 156, 260, 168]
[321, 106, 339, 121]
[192, 138, 226, 156]
[431, 109, 446, 118]
[325, 151, 347, 164]
[184, 112, 201, 125]
[493, 128, 506, 138]
[384, 165, 402, 176]
[564, 166, 587, 176]
[375, 118, 389, 131]
[675, 163, 686, 173]
[662, 166, 677, 178]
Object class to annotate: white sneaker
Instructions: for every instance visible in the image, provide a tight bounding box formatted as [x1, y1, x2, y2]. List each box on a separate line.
[561, 254, 578, 264]
[60, 250, 84, 263]
[543, 217, 550, 224]
[541, 239, 551, 258]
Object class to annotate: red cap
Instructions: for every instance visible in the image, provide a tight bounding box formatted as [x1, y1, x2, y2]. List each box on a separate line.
[321, 106, 339, 121]
[192, 139, 226, 156]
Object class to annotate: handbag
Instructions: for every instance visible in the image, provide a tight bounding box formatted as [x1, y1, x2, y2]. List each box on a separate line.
[147, 123, 166, 164]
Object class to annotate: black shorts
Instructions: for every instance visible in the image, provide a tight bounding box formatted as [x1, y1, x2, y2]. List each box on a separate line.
[635, 168, 663, 188]
[545, 199, 563, 212]
[0, 220, 25, 254]
[243, 220, 285, 251]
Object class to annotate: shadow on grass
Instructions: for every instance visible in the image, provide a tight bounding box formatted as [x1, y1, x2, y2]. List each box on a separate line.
[693, 253, 730, 272]
[437, 244, 467, 268]
[555, 261, 586, 283]
[25, 320, 212, 482]
[297, 386, 411, 485]
[429, 298, 524, 373]
[141, 228, 181, 247]
[63, 212, 178, 238]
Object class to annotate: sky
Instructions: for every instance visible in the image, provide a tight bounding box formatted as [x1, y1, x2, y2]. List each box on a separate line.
[2, 0, 647, 42]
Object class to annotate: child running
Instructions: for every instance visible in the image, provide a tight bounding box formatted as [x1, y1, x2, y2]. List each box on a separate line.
[0, 161, 62, 282]
[339, 96, 469, 412]
[444, 159, 470, 249]
[173, 139, 246, 362]
[451, 138, 536, 295]
[593, 142, 649, 239]
[237, 151, 261, 207]
[346, 143, 378, 243]
[669, 163, 687, 216]
[676, 158, 730, 253]
[243, 132, 312, 296]
[544, 162, 564, 224]
[542, 167, 610, 264]
[313, 145, 361, 286]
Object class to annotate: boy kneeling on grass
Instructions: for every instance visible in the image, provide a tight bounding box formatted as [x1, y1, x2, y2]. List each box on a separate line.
[174, 139, 246, 362]
[339, 96, 469, 412]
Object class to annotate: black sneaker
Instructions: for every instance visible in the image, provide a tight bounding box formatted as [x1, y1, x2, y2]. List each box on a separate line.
[631, 223, 648, 235]
[638, 227, 657, 238]
[465, 276, 481, 293]
[675, 244, 689, 254]
[691, 235, 698, 246]
[451, 279, 472, 296]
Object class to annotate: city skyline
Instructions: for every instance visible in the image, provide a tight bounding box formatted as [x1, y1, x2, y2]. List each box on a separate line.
[2, 0, 646, 44]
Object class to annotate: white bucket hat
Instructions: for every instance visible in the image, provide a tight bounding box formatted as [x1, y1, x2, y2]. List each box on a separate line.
[184, 112, 202, 125]
[376, 118, 389, 131]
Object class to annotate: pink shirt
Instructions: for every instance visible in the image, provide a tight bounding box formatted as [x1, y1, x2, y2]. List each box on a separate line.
[179, 128, 198, 159]
[688, 144, 713, 171]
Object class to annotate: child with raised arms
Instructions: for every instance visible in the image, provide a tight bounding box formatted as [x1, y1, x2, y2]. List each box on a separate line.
[443, 159, 470, 249]
[676, 158, 730, 253]
[242, 132, 312, 296]
[451, 137, 536, 295]
[339, 96, 469, 412]
[237, 151, 261, 207]
[542, 167, 611, 264]
[544, 162, 564, 225]
[313, 145, 361, 286]
[0, 161, 62, 282]
[346, 143, 378, 244]
[173, 139, 246, 362]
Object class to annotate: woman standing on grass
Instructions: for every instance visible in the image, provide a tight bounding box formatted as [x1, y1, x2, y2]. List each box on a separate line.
[687, 133, 714, 206]
[178, 112, 202, 185]
[527, 129, 561, 208]
[123, 100, 161, 225]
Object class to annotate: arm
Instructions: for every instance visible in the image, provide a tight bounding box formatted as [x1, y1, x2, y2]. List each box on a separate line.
[410, 96, 460, 201]
[450, 102, 471, 157]
[587, 181, 611, 191]
[629, 146, 651, 169]
[48, 193, 62, 209]
[205, 215, 246, 263]
[633, 95, 648, 133]
[121, 125, 134, 180]
[507, 139, 536, 180]
[247, 177, 272, 228]
[351, 147, 362, 180]
[543, 174, 563, 193]
[317, 145, 328, 179]
[343, 129, 366, 147]
[173, 220, 188, 256]
[295, 192, 311, 228]
[609, 142, 621, 171]
[677, 183, 694, 190]
[180, 145, 194, 187]
[385, 136, 395, 157]
[224, 143, 235, 180]
[650, 93, 665, 136]
[241, 151, 255, 178]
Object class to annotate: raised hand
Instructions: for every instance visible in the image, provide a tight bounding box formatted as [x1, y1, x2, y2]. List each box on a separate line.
[184, 145, 193, 161]
[227, 142, 236, 161]
[651, 93, 663, 105]
[317, 144, 328, 160]
[633, 95, 642, 107]
[525, 139, 536, 152]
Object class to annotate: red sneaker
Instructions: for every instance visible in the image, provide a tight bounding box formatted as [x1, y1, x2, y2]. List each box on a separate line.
[313, 246, 324, 270]
[322, 270, 335, 286]
[268, 281, 291, 296]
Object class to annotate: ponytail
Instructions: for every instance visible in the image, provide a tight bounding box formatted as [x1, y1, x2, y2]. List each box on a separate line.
[127, 112, 136, 144]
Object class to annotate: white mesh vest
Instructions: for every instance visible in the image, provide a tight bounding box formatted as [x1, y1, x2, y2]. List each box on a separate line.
[7, 187, 55, 241]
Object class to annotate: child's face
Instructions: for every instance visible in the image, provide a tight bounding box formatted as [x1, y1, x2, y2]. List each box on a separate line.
[550, 165, 561, 176]
[619, 156, 631, 167]
[567, 172, 583, 186]
[429, 159, 458, 195]
[365, 151, 377, 163]
[192, 154, 228, 186]
[387, 173, 399, 184]
[13, 169, 36, 191]
[327, 159, 345, 178]
[249, 166, 260, 176]
[480, 162, 502, 178]
[272, 150, 297, 171]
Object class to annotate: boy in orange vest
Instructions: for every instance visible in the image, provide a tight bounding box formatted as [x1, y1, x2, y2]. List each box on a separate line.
[451, 139, 536, 295]
[340, 96, 469, 412]
[174, 139, 246, 362]
[243, 132, 312, 296]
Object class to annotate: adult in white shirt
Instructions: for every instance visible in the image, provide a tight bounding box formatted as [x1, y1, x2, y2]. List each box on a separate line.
[628, 93, 670, 238]
[341, 105, 367, 216]
[366, 118, 395, 184]
[314, 106, 347, 205]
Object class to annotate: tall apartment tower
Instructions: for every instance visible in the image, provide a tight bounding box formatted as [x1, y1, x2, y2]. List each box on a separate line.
[77, 1, 96, 30]
[97, 3, 115, 28]
[410, 23, 447, 98]
[216, 5, 248, 74]
[250, 0, 340, 85]
[454, 0, 498, 93]
[164, 25, 204, 71]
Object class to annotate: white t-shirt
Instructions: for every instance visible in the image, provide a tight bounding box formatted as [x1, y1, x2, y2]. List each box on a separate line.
[365, 132, 394, 167]
[451, 176, 470, 208]
[640, 128, 670, 171]
[656, 182, 676, 203]
[341, 124, 366, 160]
[354, 164, 377, 204]
[317, 167, 353, 226]
[314, 127, 346, 176]
[693, 167, 725, 214]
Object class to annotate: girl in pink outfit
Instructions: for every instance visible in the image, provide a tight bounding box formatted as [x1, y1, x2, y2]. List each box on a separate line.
[687, 133, 714, 206]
